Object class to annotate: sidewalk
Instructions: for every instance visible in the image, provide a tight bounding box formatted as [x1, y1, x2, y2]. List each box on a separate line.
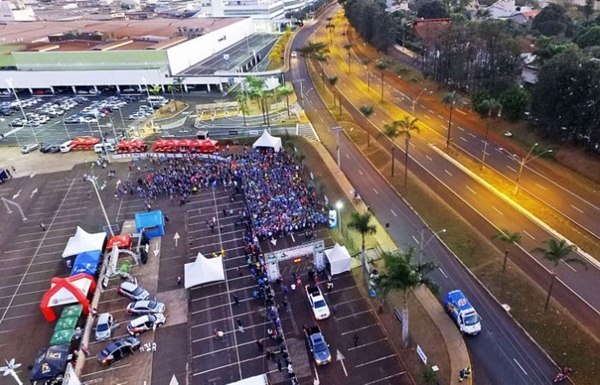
[310, 141, 471, 385]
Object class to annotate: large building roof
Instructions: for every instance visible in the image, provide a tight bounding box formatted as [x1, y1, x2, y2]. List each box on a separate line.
[0, 17, 243, 52]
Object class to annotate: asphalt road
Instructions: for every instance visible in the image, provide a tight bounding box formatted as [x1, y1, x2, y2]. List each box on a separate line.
[288, 10, 559, 384]
[314, 13, 600, 331]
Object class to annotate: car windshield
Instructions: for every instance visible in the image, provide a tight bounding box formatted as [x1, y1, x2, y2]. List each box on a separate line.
[97, 323, 109, 332]
[147, 301, 157, 309]
[314, 300, 326, 308]
[131, 286, 143, 296]
[463, 314, 479, 326]
[314, 341, 328, 353]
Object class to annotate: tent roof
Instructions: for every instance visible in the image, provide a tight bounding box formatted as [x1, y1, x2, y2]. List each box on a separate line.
[252, 130, 282, 152]
[61, 304, 83, 319]
[54, 316, 78, 332]
[50, 329, 75, 346]
[31, 344, 70, 381]
[135, 210, 164, 229]
[325, 243, 352, 275]
[61, 226, 107, 259]
[184, 253, 225, 289]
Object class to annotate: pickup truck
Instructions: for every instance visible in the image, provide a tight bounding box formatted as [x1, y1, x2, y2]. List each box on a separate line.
[444, 290, 481, 335]
[306, 285, 330, 320]
[304, 325, 331, 366]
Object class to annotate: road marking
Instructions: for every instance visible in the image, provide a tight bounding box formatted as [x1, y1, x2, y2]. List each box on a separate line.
[570, 204, 584, 213]
[523, 230, 535, 240]
[364, 373, 406, 385]
[492, 206, 504, 215]
[335, 309, 372, 321]
[444, 169, 452, 176]
[456, 109, 467, 115]
[373, 188, 379, 195]
[512, 358, 528, 375]
[412, 235, 419, 244]
[425, 155, 432, 161]
[466, 186, 476, 195]
[390, 209, 397, 217]
[358, 169, 363, 176]
[535, 183, 547, 191]
[424, 115, 432, 120]
[468, 133, 477, 138]
[341, 324, 378, 336]
[459, 137, 468, 143]
[561, 260, 577, 272]
[348, 338, 388, 351]
[409, 142, 415, 148]
[437, 114, 444, 120]
[355, 354, 396, 368]
[506, 165, 517, 172]
[438, 268, 448, 278]
[345, 153, 350, 159]
[428, 109, 435, 114]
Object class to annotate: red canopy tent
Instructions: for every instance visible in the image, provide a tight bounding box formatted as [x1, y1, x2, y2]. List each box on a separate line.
[106, 234, 132, 251]
[40, 274, 96, 322]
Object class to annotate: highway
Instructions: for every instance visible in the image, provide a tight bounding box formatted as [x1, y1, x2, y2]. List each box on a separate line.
[298, 10, 600, 334]
[287, 8, 560, 384]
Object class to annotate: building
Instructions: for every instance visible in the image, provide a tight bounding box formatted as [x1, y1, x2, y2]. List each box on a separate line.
[485, 0, 532, 20]
[0, 0, 36, 22]
[0, 17, 281, 94]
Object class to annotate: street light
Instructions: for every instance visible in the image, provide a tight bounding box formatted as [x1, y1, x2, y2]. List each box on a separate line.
[419, 227, 446, 264]
[335, 201, 343, 234]
[86, 176, 115, 237]
[510, 143, 553, 195]
[332, 126, 343, 170]
[6, 79, 38, 144]
[411, 88, 432, 116]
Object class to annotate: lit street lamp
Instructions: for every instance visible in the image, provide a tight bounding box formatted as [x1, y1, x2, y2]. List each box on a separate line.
[419, 227, 446, 264]
[508, 143, 553, 196]
[335, 201, 343, 234]
[86, 176, 115, 237]
[411, 88, 431, 116]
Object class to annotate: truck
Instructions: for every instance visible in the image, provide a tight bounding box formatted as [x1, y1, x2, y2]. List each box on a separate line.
[444, 290, 481, 335]
[306, 285, 330, 320]
[304, 325, 331, 366]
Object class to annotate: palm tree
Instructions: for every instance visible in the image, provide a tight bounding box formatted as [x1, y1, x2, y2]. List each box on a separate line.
[441, 91, 463, 149]
[362, 58, 372, 89]
[359, 105, 374, 147]
[325, 23, 335, 44]
[148, 84, 161, 96]
[167, 84, 180, 111]
[396, 116, 419, 186]
[479, 98, 502, 170]
[492, 229, 521, 272]
[347, 211, 377, 286]
[377, 247, 437, 348]
[276, 85, 294, 116]
[343, 43, 352, 73]
[297, 42, 329, 59]
[327, 76, 339, 107]
[533, 238, 583, 311]
[245, 76, 271, 128]
[375, 61, 388, 102]
[235, 92, 249, 126]
[172, 76, 186, 104]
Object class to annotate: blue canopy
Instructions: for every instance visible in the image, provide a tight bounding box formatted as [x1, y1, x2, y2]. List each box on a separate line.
[135, 210, 165, 238]
[70, 250, 102, 277]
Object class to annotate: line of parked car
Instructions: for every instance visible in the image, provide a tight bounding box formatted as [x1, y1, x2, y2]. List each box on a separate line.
[64, 96, 134, 124]
[8, 96, 88, 128]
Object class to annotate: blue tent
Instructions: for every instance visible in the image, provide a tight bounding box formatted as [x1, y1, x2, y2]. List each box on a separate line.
[70, 250, 102, 277]
[135, 210, 165, 238]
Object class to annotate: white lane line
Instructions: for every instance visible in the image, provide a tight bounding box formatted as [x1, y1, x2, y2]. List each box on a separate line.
[345, 153, 350, 159]
[513, 358, 528, 375]
[444, 170, 453, 176]
[523, 230, 535, 240]
[409, 142, 416, 148]
[364, 373, 406, 385]
[535, 183, 547, 191]
[424, 115, 432, 120]
[373, 188, 379, 195]
[561, 260, 577, 272]
[341, 324, 378, 336]
[438, 268, 448, 278]
[457, 126, 465, 131]
[492, 206, 504, 215]
[348, 338, 389, 352]
[358, 169, 363, 176]
[425, 155, 432, 161]
[468, 133, 477, 138]
[412, 235, 419, 244]
[336, 309, 373, 321]
[506, 165, 517, 173]
[428, 109, 435, 114]
[355, 355, 396, 368]
[570, 204, 584, 214]
[437, 114, 444, 120]
[459, 137, 468, 143]
[390, 209, 397, 217]
[466, 186, 476, 195]
[456, 109, 467, 115]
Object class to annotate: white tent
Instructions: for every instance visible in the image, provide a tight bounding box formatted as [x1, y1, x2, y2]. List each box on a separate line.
[184, 253, 225, 289]
[252, 130, 282, 152]
[61, 227, 107, 259]
[325, 243, 352, 275]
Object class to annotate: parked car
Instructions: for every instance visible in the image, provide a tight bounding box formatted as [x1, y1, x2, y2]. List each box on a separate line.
[96, 336, 140, 365]
[118, 281, 150, 301]
[21, 144, 39, 154]
[304, 325, 331, 366]
[126, 314, 166, 336]
[95, 313, 115, 341]
[40, 143, 60, 153]
[306, 285, 330, 320]
[126, 300, 166, 316]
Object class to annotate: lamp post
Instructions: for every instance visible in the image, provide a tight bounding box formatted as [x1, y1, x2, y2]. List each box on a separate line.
[6, 79, 38, 144]
[511, 143, 553, 196]
[335, 201, 343, 235]
[419, 227, 446, 264]
[411, 88, 430, 116]
[332, 126, 343, 170]
[86, 176, 115, 236]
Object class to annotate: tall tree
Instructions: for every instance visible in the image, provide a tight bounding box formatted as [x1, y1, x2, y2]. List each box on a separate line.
[327, 76, 339, 107]
[167, 84, 180, 111]
[492, 229, 521, 272]
[276, 85, 294, 116]
[395, 116, 419, 186]
[235, 91, 249, 126]
[359, 105, 374, 147]
[376, 247, 437, 348]
[245, 76, 271, 128]
[531, 3, 573, 37]
[172, 76, 186, 104]
[362, 58, 372, 89]
[375, 61, 388, 102]
[478, 97, 502, 169]
[441, 91, 462, 149]
[417, 1, 449, 19]
[533, 238, 583, 311]
[347, 211, 377, 286]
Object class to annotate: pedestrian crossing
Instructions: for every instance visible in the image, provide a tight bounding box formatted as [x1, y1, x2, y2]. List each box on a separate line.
[296, 122, 321, 142]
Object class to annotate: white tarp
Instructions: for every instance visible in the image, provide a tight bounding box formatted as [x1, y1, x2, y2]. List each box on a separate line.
[184, 252, 225, 289]
[325, 243, 352, 275]
[252, 130, 282, 152]
[61, 226, 107, 259]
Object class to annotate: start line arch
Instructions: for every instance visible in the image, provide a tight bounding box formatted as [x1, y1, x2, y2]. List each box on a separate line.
[264, 240, 325, 281]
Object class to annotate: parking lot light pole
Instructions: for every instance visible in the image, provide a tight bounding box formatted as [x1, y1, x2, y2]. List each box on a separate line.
[6, 79, 38, 144]
[419, 227, 446, 264]
[86, 176, 115, 237]
[335, 201, 343, 235]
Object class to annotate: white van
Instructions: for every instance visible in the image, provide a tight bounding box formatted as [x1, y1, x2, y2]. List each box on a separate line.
[147, 96, 167, 103]
[94, 143, 114, 153]
[60, 140, 74, 153]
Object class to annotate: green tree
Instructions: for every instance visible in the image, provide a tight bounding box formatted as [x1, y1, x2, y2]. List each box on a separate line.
[376, 247, 437, 348]
[499, 87, 529, 122]
[245, 76, 271, 128]
[362, 58, 372, 89]
[478, 97, 502, 170]
[492, 229, 522, 272]
[576, 25, 600, 48]
[297, 42, 329, 59]
[359, 105, 374, 146]
[375, 61, 388, 102]
[235, 91, 249, 126]
[396, 116, 419, 186]
[533, 238, 582, 311]
[441, 91, 462, 149]
[167, 84, 180, 111]
[584, 0, 595, 21]
[148, 84, 161, 96]
[276, 85, 294, 116]
[343, 43, 353, 72]
[347, 211, 377, 286]
[173, 76, 186, 104]
[531, 3, 573, 37]
[417, 1, 449, 19]
[327, 76, 339, 107]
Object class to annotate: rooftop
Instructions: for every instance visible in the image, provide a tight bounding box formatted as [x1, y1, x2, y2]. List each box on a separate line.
[0, 17, 243, 52]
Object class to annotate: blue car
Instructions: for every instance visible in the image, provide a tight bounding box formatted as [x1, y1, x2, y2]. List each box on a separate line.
[96, 337, 140, 365]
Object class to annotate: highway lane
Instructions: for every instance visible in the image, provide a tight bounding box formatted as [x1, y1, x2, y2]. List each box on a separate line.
[335, 17, 600, 247]
[288, 14, 559, 384]
[313, 17, 600, 320]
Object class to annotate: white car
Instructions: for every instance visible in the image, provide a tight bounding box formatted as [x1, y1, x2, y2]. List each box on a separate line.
[291, 51, 298, 58]
[306, 285, 330, 320]
[95, 313, 115, 341]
